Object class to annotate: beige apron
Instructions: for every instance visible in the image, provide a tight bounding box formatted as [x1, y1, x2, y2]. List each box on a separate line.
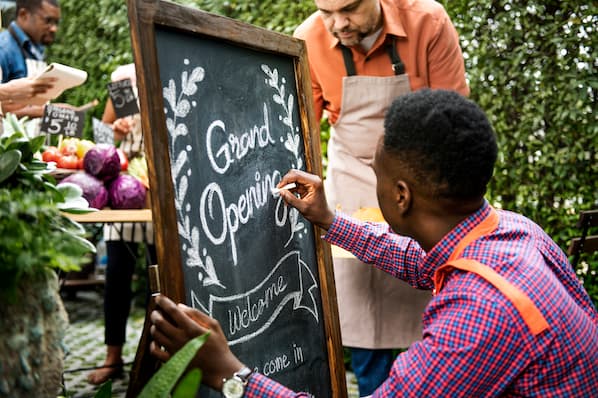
[325, 49, 431, 348]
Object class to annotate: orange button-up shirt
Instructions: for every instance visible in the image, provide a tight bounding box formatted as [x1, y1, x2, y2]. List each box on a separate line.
[294, 0, 469, 124]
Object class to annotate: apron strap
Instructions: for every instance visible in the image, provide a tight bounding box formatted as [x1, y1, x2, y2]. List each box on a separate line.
[340, 45, 357, 77]
[386, 37, 404, 75]
[434, 258, 549, 336]
[340, 37, 404, 76]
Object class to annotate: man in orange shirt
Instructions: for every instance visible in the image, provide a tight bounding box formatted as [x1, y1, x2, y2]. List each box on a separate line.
[294, 1, 469, 395]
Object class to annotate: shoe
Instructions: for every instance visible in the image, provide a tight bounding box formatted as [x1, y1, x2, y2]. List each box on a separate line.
[87, 362, 124, 385]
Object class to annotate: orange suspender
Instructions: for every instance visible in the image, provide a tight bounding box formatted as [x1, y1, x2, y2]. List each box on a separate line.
[434, 259, 549, 336]
[433, 208, 549, 336]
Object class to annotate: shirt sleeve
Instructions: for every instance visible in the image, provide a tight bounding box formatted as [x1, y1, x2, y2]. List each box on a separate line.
[245, 373, 313, 397]
[324, 212, 430, 289]
[426, 10, 469, 96]
[373, 290, 531, 396]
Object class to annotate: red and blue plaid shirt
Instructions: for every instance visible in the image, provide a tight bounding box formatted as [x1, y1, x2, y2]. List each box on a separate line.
[245, 202, 598, 397]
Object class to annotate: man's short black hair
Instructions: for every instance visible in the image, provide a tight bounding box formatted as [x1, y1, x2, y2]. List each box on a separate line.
[16, 0, 59, 13]
[383, 89, 497, 200]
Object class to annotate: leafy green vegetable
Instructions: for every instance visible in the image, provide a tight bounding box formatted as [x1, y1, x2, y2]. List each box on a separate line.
[138, 333, 209, 398]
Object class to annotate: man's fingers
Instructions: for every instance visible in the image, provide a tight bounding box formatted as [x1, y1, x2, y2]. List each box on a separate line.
[150, 323, 174, 350]
[149, 341, 171, 362]
[150, 307, 182, 342]
[155, 295, 198, 330]
[178, 304, 212, 330]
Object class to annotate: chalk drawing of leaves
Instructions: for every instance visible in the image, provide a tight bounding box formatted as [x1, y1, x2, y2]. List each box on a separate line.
[172, 151, 187, 180]
[284, 133, 299, 155]
[286, 95, 294, 124]
[203, 255, 224, 288]
[284, 208, 305, 247]
[178, 213, 190, 242]
[166, 118, 175, 133]
[175, 99, 191, 118]
[173, 123, 188, 140]
[163, 80, 177, 110]
[177, 174, 188, 206]
[163, 63, 226, 290]
[182, 67, 205, 96]
[261, 63, 303, 172]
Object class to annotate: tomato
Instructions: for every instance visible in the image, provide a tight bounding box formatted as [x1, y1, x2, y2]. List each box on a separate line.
[59, 138, 79, 156]
[117, 148, 129, 171]
[57, 154, 80, 169]
[77, 157, 84, 169]
[42, 146, 61, 163]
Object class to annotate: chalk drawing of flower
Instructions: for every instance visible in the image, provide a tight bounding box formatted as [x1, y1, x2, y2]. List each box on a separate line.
[163, 62, 223, 288]
[261, 64, 303, 170]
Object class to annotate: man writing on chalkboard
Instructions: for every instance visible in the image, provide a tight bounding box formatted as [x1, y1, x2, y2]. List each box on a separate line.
[148, 90, 598, 396]
[292, 1, 468, 395]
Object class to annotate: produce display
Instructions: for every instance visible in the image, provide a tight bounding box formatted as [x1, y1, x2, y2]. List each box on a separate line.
[83, 143, 121, 181]
[107, 174, 146, 209]
[41, 137, 95, 170]
[46, 139, 149, 210]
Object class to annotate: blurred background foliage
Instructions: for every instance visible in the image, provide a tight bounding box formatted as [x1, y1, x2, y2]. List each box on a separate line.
[36, 0, 597, 302]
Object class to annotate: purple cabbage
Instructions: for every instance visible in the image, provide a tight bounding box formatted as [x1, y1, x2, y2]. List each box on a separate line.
[83, 144, 121, 182]
[59, 172, 109, 209]
[108, 174, 147, 209]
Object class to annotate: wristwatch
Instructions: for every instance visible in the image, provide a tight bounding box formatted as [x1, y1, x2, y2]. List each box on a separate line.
[222, 366, 253, 398]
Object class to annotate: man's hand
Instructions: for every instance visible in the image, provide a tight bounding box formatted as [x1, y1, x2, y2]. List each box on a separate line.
[277, 169, 335, 230]
[150, 295, 245, 390]
[1, 77, 55, 104]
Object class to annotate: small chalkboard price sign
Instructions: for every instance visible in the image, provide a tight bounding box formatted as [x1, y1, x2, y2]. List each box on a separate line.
[126, 0, 345, 397]
[92, 117, 115, 145]
[107, 78, 139, 118]
[40, 104, 85, 138]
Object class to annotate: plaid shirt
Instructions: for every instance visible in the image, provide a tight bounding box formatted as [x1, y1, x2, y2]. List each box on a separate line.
[245, 201, 598, 397]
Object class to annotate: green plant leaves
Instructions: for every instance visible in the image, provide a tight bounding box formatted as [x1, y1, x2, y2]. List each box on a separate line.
[0, 149, 22, 184]
[138, 333, 209, 398]
[172, 368, 203, 398]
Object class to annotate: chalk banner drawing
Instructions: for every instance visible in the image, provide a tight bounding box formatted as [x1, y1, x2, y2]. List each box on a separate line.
[155, 28, 330, 396]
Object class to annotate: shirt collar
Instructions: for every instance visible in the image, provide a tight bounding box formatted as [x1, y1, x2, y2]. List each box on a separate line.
[325, 0, 407, 49]
[420, 201, 492, 278]
[9, 21, 46, 61]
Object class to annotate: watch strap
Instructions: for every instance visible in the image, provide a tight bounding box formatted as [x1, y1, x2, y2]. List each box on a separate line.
[233, 366, 253, 383]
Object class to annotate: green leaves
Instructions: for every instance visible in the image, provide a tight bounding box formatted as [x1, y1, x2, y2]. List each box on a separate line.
[0, 116, 96, 302]
[138, 333, 208, 398]
[0, 149, 21, 184]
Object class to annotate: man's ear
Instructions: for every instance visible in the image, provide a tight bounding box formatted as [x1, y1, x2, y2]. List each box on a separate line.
[395, 180, 411, 214]
[17, 7, 31, 20]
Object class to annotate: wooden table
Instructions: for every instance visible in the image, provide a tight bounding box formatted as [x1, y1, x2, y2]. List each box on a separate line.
[60, 209, 153, 290]
[63, 209, 153, 223]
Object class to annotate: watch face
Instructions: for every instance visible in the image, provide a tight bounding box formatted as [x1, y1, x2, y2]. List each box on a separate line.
[222, 377, 244, 398]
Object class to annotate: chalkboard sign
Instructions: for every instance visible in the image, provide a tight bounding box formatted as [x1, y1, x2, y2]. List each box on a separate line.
[126, 1, 345, 397]
[107, 78, 139, 118]
[40, 104, 85, 138]
[92, 117, 115, 145]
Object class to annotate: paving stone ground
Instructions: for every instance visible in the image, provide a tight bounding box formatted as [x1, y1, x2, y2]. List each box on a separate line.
[60, 289, 359, 398]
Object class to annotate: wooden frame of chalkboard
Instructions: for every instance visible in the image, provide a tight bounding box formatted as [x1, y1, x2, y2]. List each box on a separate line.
[126, 1, 346, 397]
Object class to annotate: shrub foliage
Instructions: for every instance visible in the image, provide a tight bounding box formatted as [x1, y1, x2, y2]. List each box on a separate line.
[48, 0, 597, 302]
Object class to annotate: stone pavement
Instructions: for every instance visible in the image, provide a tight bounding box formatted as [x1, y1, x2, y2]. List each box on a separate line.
[60, 290, 359, 397]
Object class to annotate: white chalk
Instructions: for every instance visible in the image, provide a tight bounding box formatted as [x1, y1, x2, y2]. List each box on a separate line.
[271, 182, 296, 196]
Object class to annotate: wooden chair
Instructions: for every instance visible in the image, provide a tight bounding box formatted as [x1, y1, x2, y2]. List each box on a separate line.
[568, 209, 598, 268]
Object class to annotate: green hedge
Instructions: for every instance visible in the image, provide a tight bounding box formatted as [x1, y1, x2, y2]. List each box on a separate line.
[49, 0, 597, 303]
